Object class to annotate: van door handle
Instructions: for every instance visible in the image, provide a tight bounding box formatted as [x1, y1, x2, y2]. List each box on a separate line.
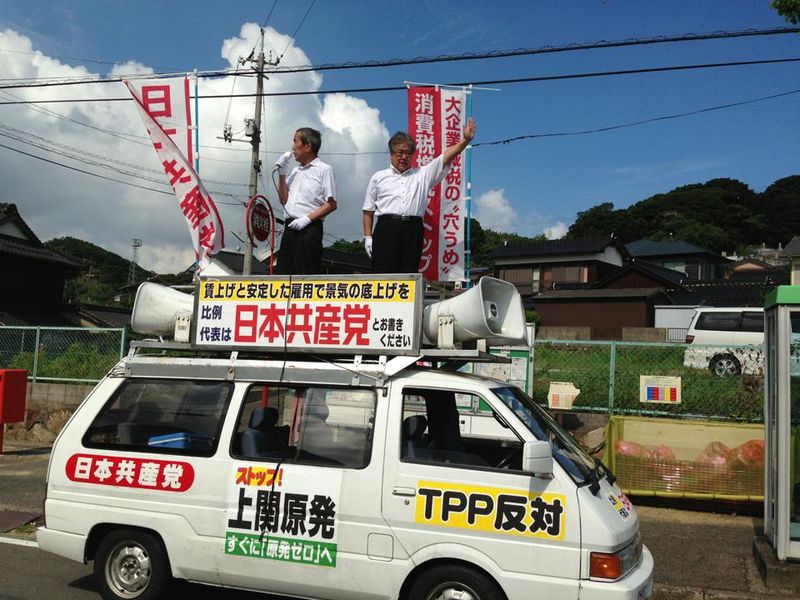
[392, 486, 416, 497]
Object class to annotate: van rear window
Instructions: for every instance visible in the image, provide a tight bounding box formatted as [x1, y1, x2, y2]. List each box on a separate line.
[739, 312, 765, 333]
[695, 312, 741, 331]
[83, 379, 233, 457]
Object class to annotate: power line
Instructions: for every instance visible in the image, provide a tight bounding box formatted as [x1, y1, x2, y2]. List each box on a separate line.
[2, 55, 797, 104]
[0, 140, 244, 204]
[263, 26, 800, 74]
[2, 25, 797, 87]
[473, 87, 800, 147]
[262, 1, 279, 28]
[278, 0, 317, 62]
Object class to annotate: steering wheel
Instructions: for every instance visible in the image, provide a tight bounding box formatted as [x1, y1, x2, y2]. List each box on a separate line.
[496, 447, 522, 469]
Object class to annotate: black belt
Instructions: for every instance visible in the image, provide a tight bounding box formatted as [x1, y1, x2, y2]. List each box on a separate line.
[380, 214, 422, 222]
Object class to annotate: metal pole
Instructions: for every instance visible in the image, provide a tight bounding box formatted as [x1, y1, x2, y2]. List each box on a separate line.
[193, 69, 200, 173]
[465, 85, 473, 288]
[119, 327, 128, 361]
[243, 32, 265, 276]
[608, 341, 617, 415]
[32, 327, 40, 383]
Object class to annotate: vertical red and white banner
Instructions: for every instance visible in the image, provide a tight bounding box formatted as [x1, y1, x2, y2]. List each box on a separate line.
[126, 77, 194, 164]
[125, 78, 223, 271]
[408, 86, 467, 282]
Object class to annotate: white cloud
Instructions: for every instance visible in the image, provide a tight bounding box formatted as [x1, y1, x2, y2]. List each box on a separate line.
[0, 24, 389, 273]
[544, 221, 567, 239]
[474, 189, 518, 232]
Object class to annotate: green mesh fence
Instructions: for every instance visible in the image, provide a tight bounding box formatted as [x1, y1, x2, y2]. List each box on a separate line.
[534, 340, 766, 422]
[0, 326, 126, 382]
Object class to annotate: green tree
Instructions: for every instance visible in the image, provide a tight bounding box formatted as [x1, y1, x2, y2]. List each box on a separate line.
[567, 202, 630, 240]
[328, 238, 367, 256]
[772, 0, 800, 23]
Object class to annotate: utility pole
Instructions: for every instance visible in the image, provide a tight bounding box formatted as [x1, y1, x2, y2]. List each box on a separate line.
[243, 32, 266, 276]
[128, 238, 142, 285]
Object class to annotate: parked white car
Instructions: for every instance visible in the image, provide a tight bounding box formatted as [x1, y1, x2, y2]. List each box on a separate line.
[683, 307, 765, 377]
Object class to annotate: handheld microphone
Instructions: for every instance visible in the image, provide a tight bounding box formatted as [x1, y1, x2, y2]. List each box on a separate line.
[275, 151, 292, 171]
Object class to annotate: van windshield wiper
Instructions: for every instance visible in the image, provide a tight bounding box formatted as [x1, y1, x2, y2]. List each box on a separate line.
[595, 457, 617, 486]
[578, 459, 616, 496]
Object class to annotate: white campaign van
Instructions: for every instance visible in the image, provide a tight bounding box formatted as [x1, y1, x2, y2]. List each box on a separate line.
[38, 275, 653, 600]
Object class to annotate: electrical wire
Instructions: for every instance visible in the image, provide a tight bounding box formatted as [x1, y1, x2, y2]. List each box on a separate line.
[472, 87, 800, 147]
[262, 26, 800, 74]
[0, 140, 244, 204]
[277, 0, 317, 62]
[2, 26, 797, 85]
[3, 56, 798, 103]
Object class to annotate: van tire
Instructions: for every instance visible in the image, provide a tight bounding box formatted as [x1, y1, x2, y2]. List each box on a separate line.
[709, 353, 741, 377]
[94, 529, 171, 600]
[407, 565, 504, 600]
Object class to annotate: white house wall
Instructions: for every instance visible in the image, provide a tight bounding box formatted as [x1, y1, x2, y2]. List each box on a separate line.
[0, 221, 29, 240]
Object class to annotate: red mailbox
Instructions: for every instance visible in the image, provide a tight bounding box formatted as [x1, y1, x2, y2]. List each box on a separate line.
[0, 369, 28, 453]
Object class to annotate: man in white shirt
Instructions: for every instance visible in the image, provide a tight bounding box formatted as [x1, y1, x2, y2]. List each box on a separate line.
[275, 127, 337, 275]
[362, 118, 475, 273]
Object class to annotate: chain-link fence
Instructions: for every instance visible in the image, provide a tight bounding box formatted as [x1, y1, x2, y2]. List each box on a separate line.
[0, 326, 127, 383]
[533, 340, 766, 422]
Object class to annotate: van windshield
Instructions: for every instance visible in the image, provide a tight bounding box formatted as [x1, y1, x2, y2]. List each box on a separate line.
[492, 386, 597, 484]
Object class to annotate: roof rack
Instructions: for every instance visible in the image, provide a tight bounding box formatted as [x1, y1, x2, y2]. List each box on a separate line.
[125, 340, 509, 388]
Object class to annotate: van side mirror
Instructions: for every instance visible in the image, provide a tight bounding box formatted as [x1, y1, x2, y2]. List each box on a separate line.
[523, 440, 553, 478]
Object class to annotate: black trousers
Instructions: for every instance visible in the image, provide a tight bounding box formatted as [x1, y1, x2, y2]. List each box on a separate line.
[276, 219, 323, 275]
[371, 216, 424, 274]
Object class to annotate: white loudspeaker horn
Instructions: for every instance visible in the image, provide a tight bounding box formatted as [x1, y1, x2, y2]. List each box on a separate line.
[131, 282, 194, 337]
[423, 277, 527, 348]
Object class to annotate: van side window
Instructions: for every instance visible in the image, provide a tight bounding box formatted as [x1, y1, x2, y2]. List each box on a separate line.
[232, 385, 375, 469]
[696, 312, 741, 331]
[83, 379, 233, 456]
[739, 312, 765, 333]
[401, 387, 523, 471]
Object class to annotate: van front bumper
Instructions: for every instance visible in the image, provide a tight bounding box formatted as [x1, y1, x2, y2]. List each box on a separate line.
[579, 545, 654, 599]
[37, 527, 87, 564]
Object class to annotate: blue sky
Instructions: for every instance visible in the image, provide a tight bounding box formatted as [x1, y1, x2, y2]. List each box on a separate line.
[0, 1, 797, 271]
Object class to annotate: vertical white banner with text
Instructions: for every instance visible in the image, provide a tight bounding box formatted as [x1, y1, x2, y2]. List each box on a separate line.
[408, 87, 467, 282]
[125, 78, 224, 271]
[125, 77, 194, 164]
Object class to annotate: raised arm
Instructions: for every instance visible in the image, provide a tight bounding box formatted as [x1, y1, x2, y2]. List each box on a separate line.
[442, 117, 475, 167]
[277, 174, 289, 205]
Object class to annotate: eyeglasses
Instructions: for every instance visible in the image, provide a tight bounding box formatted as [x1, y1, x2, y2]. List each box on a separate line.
[392, 149, 414, 157]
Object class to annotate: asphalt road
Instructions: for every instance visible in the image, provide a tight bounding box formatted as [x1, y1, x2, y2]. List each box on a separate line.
[0, 542, 285, 600]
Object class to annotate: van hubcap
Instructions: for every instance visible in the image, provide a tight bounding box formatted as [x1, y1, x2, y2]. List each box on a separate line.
[712, 356, 738, 376]
[428, 583, 479, 600]
[106, 542, 151, 597]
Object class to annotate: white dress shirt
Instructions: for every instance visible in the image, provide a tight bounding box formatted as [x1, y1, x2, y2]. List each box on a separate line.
[285, 157, 336, 219]
[362, 155, 450, 217]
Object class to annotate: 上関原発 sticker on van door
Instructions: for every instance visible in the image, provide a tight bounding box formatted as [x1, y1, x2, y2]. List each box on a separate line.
[224, 465, 342, 567]
[416, 480, 567, 541]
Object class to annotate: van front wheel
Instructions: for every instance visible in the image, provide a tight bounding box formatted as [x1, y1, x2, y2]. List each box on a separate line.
[408, 565, 504, 600]
[94, 529, 171, 600]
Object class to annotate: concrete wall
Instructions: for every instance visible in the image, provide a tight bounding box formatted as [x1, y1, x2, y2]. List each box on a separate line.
[4, 382, 95, 444]
[622, 327, 668, 342]
[537, 326, 592, 340]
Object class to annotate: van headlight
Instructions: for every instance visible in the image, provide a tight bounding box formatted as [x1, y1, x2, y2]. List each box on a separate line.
[589, 533, 642, 580]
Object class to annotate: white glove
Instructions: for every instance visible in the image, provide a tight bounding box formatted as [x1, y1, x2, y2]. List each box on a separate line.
[275, 151, 292, 176]
[288, 215, 312, 230]
[364, 236, 373, 258]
